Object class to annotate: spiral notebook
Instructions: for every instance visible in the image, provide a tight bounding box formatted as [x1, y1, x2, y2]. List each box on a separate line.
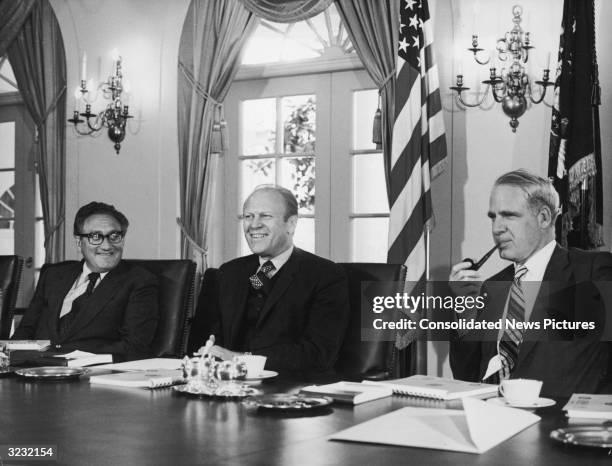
[89, 370, 185, 388]
[369, 375, 498, 400]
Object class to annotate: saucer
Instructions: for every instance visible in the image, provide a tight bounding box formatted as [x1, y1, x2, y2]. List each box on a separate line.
[243, 370, 278, 384]
[487, 396, 556, 409]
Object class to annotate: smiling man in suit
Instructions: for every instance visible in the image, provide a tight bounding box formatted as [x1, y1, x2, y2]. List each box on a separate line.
[13, 202, 158, 361]
[202, 185, 349, 377]
[449, 170, 612, 396]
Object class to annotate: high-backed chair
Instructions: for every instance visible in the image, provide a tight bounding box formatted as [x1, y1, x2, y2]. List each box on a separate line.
[0, 255, 24, 339]
[186, 267, 219, 355]
[335, 263, 407, 381]
[125, 259, 196, 358]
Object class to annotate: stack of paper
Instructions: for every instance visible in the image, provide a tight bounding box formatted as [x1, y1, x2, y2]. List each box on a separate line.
[95, 358, 182, 371]
[330, 398, 540, 454]
[51, 351, 113, 367]
[1, 340, 50, 351]
[90, 369, 184, 388]
[563, 394, 612, 420]
[300, 382, 393, 405]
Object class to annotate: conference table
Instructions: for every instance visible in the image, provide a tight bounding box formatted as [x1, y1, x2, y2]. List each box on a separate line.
[0, 370, 609, 466]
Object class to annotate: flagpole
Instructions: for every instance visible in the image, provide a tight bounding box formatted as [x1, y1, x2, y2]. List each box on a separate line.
[416, 229, 430, 375]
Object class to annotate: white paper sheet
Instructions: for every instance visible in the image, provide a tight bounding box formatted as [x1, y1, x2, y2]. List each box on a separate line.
[95, 358, 183, 371]
[330, 398, 540, 454]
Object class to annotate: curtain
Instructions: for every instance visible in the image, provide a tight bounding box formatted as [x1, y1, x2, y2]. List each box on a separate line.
[8, 0, 66, 263]
[177, 0, 256, 272]
[335, 0, 417, 377]
[238, 0, 332, 23]
[0, 0, 36, 56]
[335, 0, 397, 202]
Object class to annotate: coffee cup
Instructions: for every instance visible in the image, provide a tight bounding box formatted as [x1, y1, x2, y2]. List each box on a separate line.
[499, 378, 542, 405]
[234, 354, 267, 378]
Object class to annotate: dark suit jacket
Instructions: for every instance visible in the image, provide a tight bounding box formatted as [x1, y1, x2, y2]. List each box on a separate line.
[211, 248, 350, 375]
[450, 245, 612, 397]
[13, 261, 158, 361]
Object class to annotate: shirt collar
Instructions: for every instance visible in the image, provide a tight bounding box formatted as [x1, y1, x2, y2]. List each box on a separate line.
[81, 262, 108, 284]
[259, 245, 294, 273]
[516, 239, 556, 282]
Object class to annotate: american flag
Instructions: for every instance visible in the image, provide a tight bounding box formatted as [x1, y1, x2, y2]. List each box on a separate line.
[388, 0, 447, 349]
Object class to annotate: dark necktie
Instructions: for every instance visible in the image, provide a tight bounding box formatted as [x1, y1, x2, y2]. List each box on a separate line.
[249, 261, 275, 290]
[498, 266, 528, 380]
[58, 272, 100, 335]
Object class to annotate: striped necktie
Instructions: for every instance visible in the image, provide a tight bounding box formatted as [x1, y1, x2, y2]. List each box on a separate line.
[249, 261, 275, 290]
[498, 265, 528, 380]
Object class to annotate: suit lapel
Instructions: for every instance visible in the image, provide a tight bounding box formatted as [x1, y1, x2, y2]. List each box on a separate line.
[63, 262, 128, 339]
[517, 245, 573, 366]
[228, 256, 258, 346]
[45, 262, 82, 339]
[257, 249, 299, 325]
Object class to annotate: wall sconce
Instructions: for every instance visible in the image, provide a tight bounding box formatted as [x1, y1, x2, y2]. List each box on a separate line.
[449, 5, 553, 132]
[68, 49, 133, 153]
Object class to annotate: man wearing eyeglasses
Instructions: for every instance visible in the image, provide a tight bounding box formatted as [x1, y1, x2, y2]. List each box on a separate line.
[13, 202, 158, 361]
[193, 185, 349, 378]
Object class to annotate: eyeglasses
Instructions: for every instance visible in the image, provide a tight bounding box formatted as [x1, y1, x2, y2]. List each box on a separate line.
[76, 231, 125, 245]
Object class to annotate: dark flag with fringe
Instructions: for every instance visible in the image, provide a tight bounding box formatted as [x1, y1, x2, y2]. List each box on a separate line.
[548, 0, 603, 249]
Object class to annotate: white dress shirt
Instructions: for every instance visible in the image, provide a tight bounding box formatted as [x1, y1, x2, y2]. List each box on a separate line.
[257, 245, 294, 278]
[59, 264, 108, 318]
[482, 239, 557, 380]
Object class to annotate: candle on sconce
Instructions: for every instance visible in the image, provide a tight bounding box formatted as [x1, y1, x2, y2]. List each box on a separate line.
[73, 86, 81, 112]
[111, 48, 120, 72]
[81, 52, 87, 82]
[456, 74, 464, 87]
[546, 51, 552, 70]
[472, 34, 479, 48]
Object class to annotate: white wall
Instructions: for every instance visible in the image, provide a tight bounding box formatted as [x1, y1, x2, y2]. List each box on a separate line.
[50, 0, 190, 260]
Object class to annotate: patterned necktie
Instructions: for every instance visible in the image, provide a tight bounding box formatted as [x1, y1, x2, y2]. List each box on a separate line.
[498, 266, 528, 380]
[59, 272, 100, 334]
[249, 261, 275, 290]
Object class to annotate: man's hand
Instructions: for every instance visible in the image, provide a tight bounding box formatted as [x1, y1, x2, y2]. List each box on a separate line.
[208, 345, 241, 361]
[449, 261, 483, 298]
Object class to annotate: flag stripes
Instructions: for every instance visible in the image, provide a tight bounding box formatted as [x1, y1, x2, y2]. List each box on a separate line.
[387, 0, 447, 348]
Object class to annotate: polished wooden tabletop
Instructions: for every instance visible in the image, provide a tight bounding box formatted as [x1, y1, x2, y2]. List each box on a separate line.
[0, 371, 609, 466]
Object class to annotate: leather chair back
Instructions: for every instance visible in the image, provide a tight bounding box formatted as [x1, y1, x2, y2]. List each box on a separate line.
[335, 263, 406, 381]
[125, 259, 196, 358]
[0, 255, 24, 338]
[186, 267, 219, 355]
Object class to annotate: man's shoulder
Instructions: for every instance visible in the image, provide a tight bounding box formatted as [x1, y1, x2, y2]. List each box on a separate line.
[39, 261, 81, 278]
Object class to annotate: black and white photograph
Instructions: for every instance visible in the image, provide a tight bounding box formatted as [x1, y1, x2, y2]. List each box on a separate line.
[1, 0, 611, 464]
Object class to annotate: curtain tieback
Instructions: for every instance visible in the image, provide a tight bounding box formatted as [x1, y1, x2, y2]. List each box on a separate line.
[176, 217, 207, 256]
[34, 85, 66, 143]
[178, 61, 221, 107]
[44, 214, 65, 248]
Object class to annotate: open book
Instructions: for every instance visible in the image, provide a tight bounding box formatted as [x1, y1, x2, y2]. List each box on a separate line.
[89, 369, 185, 388]
[330, 397, 540, 454]
[299, 382, 393, 405]
[369, 375, 499, 400]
